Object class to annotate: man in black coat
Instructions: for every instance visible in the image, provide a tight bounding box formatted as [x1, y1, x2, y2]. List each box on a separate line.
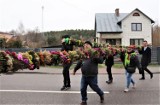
[138, 40, 153, 80]
[60, 35, 74, 90]
[105, 45, 114, 84]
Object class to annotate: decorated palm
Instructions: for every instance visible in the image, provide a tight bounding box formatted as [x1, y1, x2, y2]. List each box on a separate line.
[61, 51, 71, 64]
[68, 51, 79, 62]
[0, 51, 7, 73]
[50, 51, 61, 65]
[0, 38, 143, 72]
[43, 50, 52, 66]
[37, 51, 45, 66]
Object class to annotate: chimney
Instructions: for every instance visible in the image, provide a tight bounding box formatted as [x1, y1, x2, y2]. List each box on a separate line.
[115, 8, 119, 17]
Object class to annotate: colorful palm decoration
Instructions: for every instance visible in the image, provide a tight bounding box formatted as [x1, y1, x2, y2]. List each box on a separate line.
[0, 38, 141, 73]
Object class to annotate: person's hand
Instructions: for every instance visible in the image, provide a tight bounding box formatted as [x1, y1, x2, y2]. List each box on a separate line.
[61, 38, 65, 43]
[59, 52, 63, 55]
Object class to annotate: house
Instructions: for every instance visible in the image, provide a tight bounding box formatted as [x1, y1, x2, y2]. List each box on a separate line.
[95, 8, 154, 46]
[0, 32, 14, 42]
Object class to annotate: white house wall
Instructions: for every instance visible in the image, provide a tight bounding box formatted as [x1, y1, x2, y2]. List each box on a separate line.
[100, 33, 123, 44]
[121, 10, 152, 46]
[101, 34, 123, 42]
[96, 33, 101, 43]
[96, 10, 152, 46]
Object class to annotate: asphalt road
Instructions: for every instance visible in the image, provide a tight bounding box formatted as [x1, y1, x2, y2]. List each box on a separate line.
[0, 67, 160, 105]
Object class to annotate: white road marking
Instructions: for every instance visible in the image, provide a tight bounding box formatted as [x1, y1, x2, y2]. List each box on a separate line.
[0, 90, 109, 94]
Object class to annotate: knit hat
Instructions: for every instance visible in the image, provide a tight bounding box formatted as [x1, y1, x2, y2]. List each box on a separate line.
[84, 41, 92, 47]
[62, 35, 70, 38]
[128, 45, 135, 49]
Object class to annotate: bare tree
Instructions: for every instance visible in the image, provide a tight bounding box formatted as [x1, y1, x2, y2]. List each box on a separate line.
[152, 24, 160, 46]
[17, 22, 25, 35]
[23, 27, 47, 48]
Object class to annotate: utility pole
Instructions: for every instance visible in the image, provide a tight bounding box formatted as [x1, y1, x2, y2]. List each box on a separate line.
[0, 39, 2, 50]
[41, 5, 44, 36]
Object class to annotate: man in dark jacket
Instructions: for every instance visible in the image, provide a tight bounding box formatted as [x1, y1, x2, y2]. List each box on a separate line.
[138, 40, 153, 80]
[73, 41, 104, 105]
[105, 45, 114, 84]
[61, 35, 74, 90]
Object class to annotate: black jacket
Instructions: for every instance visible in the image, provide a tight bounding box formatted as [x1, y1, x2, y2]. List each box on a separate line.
[74, 57, 104, 76]
[120, 51, 141, 71]
[61, 42, 75, 52]
[105, 55, 114, 66]
[138, 47, 151, 66]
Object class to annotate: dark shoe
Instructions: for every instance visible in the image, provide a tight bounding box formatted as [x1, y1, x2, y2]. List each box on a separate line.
[61, 86, 67, 91]
[106, 80, 112, 84]
[139, 77, 145, 80]
[65, 85, 71, 89]
[66, 85, 71, 88]
[150, 74, 153, 79]
[100, 95, 104, 103]
[80, 101, 87, 105]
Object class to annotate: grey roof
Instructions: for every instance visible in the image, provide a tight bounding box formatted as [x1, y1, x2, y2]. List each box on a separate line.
[95, 8, 154, 33]
[95, 13, 128, 33]
[117, 8, 155, 24]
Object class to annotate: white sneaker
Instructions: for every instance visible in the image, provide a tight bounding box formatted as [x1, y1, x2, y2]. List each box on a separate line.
[132, 83, 136, 89]
[124, 88, 129, 92]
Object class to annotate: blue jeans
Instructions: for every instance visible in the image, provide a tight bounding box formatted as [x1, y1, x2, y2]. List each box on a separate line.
[81, 75, 104, 102]
[125, 70, 135, 88]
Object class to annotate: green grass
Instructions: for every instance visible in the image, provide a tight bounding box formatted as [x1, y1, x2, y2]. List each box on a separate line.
[112, 63, 160, 68]
[98, 64, 106, 68]
[148, 64, 160, 67]
[45, 65, 63, 69]
[113, 64, 124, 68]
[45, 63, 106, 69]
[45, 63, 159, 69]
[45, 64, 79, 70]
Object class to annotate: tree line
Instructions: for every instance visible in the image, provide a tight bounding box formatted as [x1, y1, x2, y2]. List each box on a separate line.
[1, 24, 160, 48]
[0, 29, 95, 48]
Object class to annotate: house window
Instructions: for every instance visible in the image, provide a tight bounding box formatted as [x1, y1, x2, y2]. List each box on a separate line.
[130, 39, 144, 45]
[131, 23, 142, 31]
[106, 39, 121, 45]
[133, 13, 140, 16]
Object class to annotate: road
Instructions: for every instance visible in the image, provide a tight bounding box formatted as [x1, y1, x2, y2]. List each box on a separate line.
[0, 66, 160, 105]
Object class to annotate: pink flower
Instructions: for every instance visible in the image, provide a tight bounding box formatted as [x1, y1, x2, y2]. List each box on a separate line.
[29, 64, 34, 70]
[17, 53, 23, 61]
[23, 59, 29, 64]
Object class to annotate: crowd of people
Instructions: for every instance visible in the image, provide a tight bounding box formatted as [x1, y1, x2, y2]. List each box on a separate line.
[60, 35, 153, 105]
[0, 35, 154, 105]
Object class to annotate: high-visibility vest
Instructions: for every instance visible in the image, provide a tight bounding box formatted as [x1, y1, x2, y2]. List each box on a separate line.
[124, 52, 136, 66]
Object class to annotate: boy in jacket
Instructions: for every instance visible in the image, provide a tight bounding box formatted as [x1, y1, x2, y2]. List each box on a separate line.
[73, 41, 104, 105]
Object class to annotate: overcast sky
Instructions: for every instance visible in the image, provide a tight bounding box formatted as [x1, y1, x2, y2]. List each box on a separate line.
[0, 0, 159, 32]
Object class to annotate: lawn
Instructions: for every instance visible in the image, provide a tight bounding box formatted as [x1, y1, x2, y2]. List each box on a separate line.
[46, 63, 159, 69]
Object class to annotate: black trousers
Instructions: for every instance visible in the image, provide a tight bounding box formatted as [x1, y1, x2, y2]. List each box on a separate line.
[62, 62, 72, 87]
[141, 65, 152, 78]
[106, 65, 113, 80]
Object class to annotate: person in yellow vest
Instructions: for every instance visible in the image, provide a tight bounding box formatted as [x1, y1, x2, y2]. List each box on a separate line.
[120, 45, 142, 92]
